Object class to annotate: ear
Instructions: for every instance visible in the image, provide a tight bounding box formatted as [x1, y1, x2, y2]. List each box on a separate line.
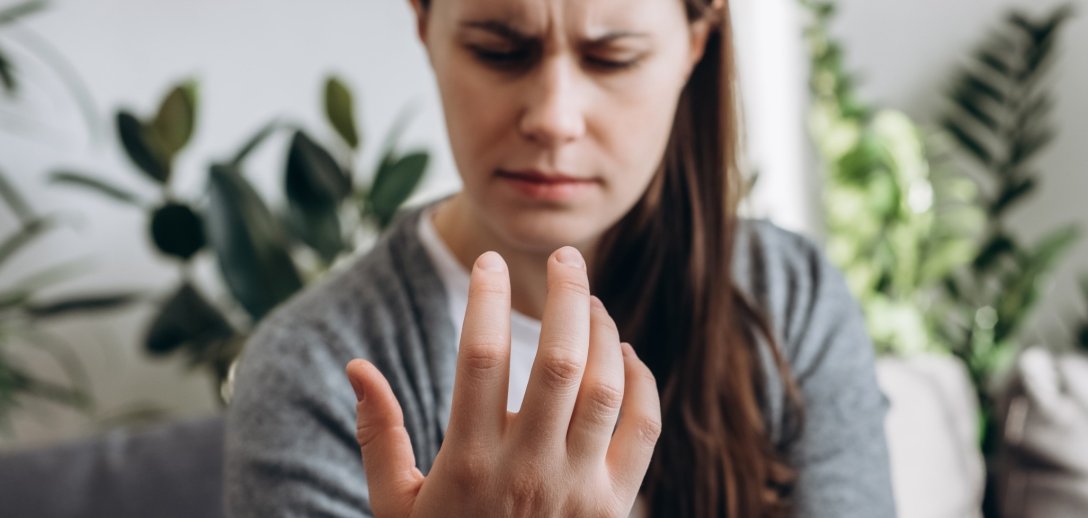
[409, 0, 429, 44]
[685, 19, 713, 78]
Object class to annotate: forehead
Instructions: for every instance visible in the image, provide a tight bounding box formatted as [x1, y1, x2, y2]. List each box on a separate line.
[435, 0, 685, 37]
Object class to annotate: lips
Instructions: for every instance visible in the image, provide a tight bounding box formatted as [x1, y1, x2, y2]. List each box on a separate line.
[496, 169, 596, 184]
[495, 169, 599, 202]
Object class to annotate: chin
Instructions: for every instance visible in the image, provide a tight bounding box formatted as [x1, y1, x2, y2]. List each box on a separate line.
[487, 205, 613, 254]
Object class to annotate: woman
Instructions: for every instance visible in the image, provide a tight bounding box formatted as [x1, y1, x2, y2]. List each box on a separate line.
[224, 0, 896, 516]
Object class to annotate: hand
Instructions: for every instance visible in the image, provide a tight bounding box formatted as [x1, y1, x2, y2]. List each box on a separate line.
[345, 246, 662, 517]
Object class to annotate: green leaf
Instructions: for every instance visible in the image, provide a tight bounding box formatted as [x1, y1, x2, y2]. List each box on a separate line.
[117, 111, 170, 184]
[206, 163, 303, 320]
[286, 130, 351, 209]
[50, 171, 145, 207]
[0, 217, 55, 271]
[151, 81, 198, 158]
[1022, 36, 1058, 82]
[1077, 324, 1088, 352]
[230, 119, 284, 167]
[1007, 11, 1038, 41]
[0, 49, 14, 94]
[975, 49, 1011, 77]
[992, 225, 1080, 341]
[973, 233, 1015, 272]
[1016, 94, 1054, 129]
[149, 202, 206, 260]
[1009, 128, 1054, 167]
[942, 118, 993, 166]
[952, 87, 1000, 133]
[283, 131, 350, 262]
[0, 0, 48, 26]
[367, 151, 428, 228]
[943, 275, 963, 300]
[144, 283, 233, 355]
[989, 178, 1036, 217]
[324, 76, 360, 149]
[1, 258, 85, 294]
[25, 293, 141, 318]
[1029, 225, 1079, 271]
[960, 71, 1006, 106]
[285, 203, 343, 264]
[0, 168, 32, 221]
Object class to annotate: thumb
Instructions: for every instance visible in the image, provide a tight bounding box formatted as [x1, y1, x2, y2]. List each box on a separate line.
[346, 359, 424, 516]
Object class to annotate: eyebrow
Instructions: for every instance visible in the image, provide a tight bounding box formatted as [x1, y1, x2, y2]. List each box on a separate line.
[459, 20, 651, 45]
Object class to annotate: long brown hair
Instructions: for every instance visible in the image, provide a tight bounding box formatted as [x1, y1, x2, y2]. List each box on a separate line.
[591, 2, 803, 516]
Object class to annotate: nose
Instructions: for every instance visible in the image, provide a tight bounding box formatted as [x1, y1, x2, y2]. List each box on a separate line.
[518, 57, 587, 147]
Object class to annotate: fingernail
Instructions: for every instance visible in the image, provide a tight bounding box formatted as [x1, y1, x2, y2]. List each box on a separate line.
[476, 251, 506, 272]
[556, 246, 585, 269]
[349, 375, 365, 403]
[346, 361, 366, 402]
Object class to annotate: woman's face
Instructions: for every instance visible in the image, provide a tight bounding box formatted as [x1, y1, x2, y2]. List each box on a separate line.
[414, 0, 710, 253]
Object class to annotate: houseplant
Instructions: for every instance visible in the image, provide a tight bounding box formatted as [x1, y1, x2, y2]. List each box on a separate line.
[52, 77, 429, 400]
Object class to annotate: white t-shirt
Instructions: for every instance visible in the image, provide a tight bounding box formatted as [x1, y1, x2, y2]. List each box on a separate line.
[416, 207, 648, 518]
[416, 207, 543, 413]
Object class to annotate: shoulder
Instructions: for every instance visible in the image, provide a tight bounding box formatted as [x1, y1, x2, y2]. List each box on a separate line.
[235, 205, 441, 384]
[733, 219, 860, 369]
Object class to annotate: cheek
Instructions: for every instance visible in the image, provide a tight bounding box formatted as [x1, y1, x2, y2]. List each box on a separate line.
[594, 64, 687, 192]
[434, 59, 511, 179]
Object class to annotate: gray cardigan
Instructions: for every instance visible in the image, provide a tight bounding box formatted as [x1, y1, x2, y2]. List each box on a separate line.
[224, 206, 896, 517]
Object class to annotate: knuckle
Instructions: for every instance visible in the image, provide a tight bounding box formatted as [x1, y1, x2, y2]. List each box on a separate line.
[552, 277, 591, 297]
[594, 311, 619, 334]
[447, 453, 489, 487]
[355, 422, 404, 451]
[633, 415, 663, 446]
[632, 363, 658, 389]
[539, 354, 584, 391]
[458, 343, 507, 377]
[582, 384, 624, 423]
[468, 279, 507, 299]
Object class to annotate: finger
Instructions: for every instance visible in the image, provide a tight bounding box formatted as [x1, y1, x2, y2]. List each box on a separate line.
[567, 296, 625, 463]
[347, 359, 424, 517]
[447, 251, 512, 447]
[606, 344, 662, 495]
[515, 246, 591, 446]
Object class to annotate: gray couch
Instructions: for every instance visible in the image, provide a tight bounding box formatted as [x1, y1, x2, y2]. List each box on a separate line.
[0, 415, 224, 518]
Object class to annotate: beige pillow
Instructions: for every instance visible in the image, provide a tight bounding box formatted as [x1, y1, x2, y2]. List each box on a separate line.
[998, 347, 1088, 518]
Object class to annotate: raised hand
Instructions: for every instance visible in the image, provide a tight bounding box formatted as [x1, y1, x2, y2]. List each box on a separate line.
[346, 247, 662, 517]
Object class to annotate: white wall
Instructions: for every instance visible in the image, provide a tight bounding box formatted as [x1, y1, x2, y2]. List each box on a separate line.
[1, 0, 453, 447]
[834, 0, 1088, 348]
[0, 0, 810, 448]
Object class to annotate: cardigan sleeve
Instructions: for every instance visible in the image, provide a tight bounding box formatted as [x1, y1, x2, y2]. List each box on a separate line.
[223, 319, 375, 518]
[746, 221, 897, 516]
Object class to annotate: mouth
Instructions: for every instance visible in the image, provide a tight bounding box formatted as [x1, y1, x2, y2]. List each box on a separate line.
[495, 169, 600, 202]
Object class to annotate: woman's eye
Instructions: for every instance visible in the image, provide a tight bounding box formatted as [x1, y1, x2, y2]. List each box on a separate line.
[585, 56, 642, 71]
[471, 47, 532, 68]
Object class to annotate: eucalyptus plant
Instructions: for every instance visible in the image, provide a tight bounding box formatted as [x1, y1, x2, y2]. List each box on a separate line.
[52, 77, 429, 398]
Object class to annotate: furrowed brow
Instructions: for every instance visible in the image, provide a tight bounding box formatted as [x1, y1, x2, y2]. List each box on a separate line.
[585, 31, 652, 46]
[460, 20, 531, 42]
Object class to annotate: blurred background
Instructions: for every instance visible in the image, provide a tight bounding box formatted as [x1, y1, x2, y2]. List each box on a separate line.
[0, 0, 1085, 516]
